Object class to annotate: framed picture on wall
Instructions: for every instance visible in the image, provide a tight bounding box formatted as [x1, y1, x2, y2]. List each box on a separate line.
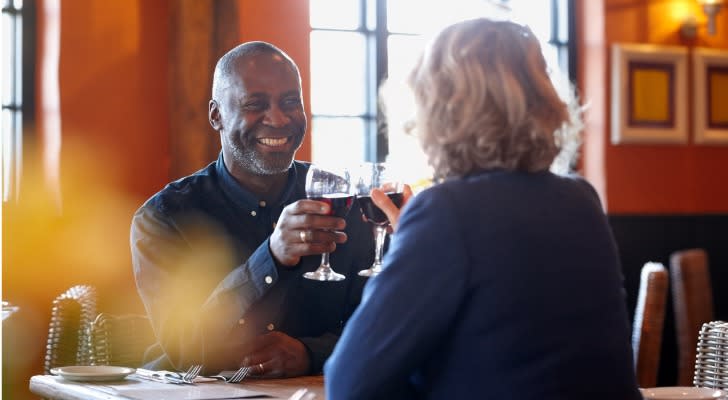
[610, 43, 688, 145]
[693, 48, 728, 145]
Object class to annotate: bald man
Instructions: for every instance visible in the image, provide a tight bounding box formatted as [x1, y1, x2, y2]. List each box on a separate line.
[131, 41, 373, 377]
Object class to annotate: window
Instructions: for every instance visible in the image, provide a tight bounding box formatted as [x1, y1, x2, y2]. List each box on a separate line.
[309, 0, 574, 166]
[1, 0, 24, 202]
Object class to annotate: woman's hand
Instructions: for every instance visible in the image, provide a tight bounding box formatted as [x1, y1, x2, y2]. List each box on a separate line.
[370, 184, 413, 233]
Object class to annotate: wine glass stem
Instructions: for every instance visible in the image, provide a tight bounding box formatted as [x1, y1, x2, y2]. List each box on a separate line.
[372, 225, 388, 271]
[320, 252, 331, 270]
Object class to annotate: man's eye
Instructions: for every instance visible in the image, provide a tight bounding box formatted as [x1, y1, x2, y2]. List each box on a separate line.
[243, 102, 267, 111]
[281, 98, 302, 109]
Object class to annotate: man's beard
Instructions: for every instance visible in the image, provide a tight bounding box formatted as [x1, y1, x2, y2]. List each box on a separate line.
[233, 146, 294, 175]
[231, 128, 304, 176]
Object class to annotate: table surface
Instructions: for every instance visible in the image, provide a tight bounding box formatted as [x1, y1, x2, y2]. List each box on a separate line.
[30, 373, 325, 400]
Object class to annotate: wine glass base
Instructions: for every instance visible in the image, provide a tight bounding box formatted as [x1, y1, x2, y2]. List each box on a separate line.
[357, 268, 381, 277]
[303, 269, 346, 281]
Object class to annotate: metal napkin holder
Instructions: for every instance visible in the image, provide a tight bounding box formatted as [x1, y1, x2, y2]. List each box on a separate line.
[694, 321, 728, 389]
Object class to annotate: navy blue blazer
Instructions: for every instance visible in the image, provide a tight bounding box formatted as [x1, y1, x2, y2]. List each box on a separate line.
[325, 170, 642, 400]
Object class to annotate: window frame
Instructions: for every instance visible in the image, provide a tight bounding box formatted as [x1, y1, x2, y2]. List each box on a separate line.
[1, 0, 36, 203]
[309, 0, 574, 164]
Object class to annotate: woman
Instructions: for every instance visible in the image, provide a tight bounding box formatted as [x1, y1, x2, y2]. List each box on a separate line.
[325, 18, 641, 400]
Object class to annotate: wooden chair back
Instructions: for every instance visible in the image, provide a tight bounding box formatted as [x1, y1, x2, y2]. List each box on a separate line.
[632, 262, 669, 388]
[670, 248, 714, 386]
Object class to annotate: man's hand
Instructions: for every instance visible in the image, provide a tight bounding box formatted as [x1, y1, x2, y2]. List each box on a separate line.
[238, 331, 311, 378]
[269, 199, 348, 266]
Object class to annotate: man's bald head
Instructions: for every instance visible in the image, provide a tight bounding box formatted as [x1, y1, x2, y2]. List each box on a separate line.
[211, 41, 301, 102]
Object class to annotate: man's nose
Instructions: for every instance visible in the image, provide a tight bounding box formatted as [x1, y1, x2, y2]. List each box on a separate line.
[263, 106, 290, 128]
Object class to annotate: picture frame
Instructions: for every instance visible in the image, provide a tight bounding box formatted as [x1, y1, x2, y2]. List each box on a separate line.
[611, 43, 688, 144]
[693, 48, 728, 145]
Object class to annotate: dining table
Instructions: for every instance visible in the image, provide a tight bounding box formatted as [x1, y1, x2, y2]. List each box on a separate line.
[29, 373, 325, 400]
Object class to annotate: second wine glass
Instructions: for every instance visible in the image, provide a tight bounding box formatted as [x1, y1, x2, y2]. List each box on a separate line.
[354, 162, 404, 277]
[303, 164, 354, 281]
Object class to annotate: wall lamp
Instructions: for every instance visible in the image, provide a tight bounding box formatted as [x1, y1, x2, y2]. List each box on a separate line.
[702, 0, 724, 35]
[682, 0, 724, 38]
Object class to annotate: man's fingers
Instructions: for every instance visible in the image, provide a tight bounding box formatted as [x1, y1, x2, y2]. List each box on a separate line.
[289, 198, 331, 215]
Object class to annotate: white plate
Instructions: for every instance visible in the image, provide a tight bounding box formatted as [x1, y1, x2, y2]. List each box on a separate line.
[50, 365, 136, 382]
[640, 387, 725, 400]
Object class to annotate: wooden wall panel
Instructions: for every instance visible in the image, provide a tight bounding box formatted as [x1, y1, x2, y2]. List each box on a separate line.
[168, 0, 240, 179]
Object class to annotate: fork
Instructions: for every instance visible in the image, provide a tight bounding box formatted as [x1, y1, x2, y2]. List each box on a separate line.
[209, 366, 251, 383]
[170, 364, 202, 383]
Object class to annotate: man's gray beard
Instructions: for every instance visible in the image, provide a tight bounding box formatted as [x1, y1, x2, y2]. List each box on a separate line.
[232, 147, 292, 176]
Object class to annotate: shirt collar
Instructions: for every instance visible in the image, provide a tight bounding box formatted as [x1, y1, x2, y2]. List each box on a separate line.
[215, 152, 303, 209]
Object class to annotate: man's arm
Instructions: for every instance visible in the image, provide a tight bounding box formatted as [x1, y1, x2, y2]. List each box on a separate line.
[131, 205, 278, 371]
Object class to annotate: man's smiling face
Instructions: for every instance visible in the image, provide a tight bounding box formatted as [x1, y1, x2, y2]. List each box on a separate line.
[215, 52, 306, 177]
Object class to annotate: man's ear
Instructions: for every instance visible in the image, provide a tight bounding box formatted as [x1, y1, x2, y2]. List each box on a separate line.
[209, 100, 222, 130]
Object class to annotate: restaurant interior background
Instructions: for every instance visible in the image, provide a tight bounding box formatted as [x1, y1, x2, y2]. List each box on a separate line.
[2, 0, 728, 399]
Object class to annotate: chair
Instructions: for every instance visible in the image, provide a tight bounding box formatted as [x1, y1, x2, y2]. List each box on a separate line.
[90, 312, 155, 367]
[44, 285, 98, 373]
[632, 262, 669, 388]
[693, 320, 728, 389]
[671, 248, 714, 386]
[44, 285, 156, 371]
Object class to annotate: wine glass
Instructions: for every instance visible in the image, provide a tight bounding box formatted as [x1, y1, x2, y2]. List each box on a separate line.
[303, 164, 354, 281]
[354, 162, 404, 277]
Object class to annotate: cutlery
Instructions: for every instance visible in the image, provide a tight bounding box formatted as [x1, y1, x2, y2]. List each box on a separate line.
[209, 366, 251, 383]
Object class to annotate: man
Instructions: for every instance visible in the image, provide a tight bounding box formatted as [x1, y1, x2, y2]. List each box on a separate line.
[131, 41, 373, 377]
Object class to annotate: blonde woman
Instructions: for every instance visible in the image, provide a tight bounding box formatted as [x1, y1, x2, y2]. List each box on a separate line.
[325, 18, 641, 400]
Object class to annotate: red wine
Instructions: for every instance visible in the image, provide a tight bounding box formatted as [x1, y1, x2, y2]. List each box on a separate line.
[309, 194, 355, 217]
[357, 192, 404, 225]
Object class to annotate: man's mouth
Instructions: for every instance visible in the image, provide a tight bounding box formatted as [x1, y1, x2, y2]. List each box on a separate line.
[257, 137, 290, 147]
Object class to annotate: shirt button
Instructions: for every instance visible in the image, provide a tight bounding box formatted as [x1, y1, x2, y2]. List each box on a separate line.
[250, 210, 257, 217]
[259, 201, 267, 207]
[264, 275, 273, 284]
[238, 318, 245, 325]
[266, 323, 275, 331]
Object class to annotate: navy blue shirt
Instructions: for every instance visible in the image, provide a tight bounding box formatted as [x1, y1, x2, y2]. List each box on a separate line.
[326, 171, 642, 400]
[131, 153, 373, 373]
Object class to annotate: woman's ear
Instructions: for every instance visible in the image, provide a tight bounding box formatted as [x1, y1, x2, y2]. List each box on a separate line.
[209, 100, 222, 130]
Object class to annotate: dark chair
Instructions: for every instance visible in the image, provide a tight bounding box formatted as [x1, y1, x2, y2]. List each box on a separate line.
[632, 262, 669, 388]
[671, 248, 714, 386]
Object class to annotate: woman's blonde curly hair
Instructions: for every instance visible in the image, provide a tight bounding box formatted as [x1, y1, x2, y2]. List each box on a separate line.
[406, 18, 582, 180]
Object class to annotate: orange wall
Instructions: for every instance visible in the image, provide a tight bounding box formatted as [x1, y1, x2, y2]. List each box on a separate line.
[4, 1, 170, 399]
[598, 0, 728, 213]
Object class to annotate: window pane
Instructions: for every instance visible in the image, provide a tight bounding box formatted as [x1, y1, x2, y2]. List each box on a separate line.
[510, 1, 552, 45]
[542, 45, 559, 74]
[312, 117, 365, 165]
[387, 34, 425, 83]
[388, 0, 509, 34]
[310, 0, 360, 30]
[1, 0, 22, 202]
[310, 31, 367, 116]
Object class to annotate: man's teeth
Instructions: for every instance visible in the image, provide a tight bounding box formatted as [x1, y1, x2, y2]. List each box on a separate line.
[259, 137, 288, 146]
